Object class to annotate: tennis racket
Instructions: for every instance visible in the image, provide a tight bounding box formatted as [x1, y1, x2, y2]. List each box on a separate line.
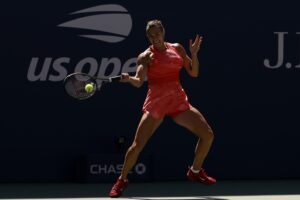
[63, 72, 122, 100]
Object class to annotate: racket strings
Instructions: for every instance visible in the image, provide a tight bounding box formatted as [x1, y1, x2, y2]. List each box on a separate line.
[64, 74, 94, 100]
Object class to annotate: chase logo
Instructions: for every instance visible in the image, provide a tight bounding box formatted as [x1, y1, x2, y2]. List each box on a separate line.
[58, 4, 132, 43]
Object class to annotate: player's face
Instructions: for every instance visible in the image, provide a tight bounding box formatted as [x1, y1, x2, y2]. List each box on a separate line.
[147, 26, 165, 49]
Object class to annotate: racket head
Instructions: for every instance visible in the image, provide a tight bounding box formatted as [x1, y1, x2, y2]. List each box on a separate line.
[63, 73, 98, 100]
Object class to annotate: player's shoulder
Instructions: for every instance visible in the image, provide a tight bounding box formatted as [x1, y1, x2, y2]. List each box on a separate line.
[170, 42, 186, 56]
[170, 42, 184, 50]
[138, 48, 152, 59]
[170, 42, 181, 47]
[137, 48, 152, 64]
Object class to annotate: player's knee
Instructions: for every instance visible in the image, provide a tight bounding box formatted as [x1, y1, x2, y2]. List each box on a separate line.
[197, 127, 214, 142]
[205, 128, 214, 142]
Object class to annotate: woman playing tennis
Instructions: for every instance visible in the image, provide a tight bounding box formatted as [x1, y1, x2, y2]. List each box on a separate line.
[109, 19, 216, 198]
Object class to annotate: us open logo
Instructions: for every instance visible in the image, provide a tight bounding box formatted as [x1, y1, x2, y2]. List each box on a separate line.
[58, 4, 132, 43]
[27, 4, 136, 82]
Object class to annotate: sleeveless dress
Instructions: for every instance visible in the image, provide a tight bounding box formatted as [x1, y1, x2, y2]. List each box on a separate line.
[142, 43, 191, 119]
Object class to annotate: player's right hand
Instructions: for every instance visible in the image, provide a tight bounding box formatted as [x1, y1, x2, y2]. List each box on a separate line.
[120, 73, 130, 82]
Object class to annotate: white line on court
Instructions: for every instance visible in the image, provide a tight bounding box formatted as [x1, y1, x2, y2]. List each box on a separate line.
[5, 195, 300, 200]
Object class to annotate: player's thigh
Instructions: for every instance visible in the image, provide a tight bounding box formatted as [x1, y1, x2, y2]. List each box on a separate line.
[133, 112, 163, 148]
[173, 106, 213, 138]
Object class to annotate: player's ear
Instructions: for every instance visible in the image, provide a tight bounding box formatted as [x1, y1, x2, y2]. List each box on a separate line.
[146, 34, 151, 43]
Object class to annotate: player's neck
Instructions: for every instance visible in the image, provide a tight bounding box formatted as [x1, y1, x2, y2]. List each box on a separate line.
[153, 42, 167, 52]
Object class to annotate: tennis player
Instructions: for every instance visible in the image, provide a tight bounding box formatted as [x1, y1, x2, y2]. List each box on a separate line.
[109, 20, 216, 198]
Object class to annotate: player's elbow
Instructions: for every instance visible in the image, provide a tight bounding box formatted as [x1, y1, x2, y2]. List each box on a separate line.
[136, 82, 143, 88]
[187, 66, 199, 77]
[190, 72, 199, 78]
[135, 79, 144, 88]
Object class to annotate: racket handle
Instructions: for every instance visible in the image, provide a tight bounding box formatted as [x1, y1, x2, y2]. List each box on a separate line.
[109, 75, 122, 82]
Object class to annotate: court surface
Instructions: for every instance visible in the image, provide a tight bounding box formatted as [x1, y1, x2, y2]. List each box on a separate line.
[0, 180, 299, 200]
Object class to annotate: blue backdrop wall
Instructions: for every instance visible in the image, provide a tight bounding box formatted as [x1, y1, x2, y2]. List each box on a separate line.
[1, 0, 300, 182]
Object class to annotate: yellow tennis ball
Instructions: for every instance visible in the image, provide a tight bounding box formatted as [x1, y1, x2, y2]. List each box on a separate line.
[85, 83, 94, 93]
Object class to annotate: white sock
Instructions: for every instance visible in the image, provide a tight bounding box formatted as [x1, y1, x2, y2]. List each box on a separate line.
[191, 166, 200, 174]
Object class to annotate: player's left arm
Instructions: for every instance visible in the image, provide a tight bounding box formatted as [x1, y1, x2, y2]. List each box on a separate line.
[174, 35, 203, 77]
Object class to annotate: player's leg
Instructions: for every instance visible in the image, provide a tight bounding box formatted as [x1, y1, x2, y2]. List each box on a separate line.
[109, 112, 163, 197]
[120, 112, 163, 180]
[172, 106, 216, 184]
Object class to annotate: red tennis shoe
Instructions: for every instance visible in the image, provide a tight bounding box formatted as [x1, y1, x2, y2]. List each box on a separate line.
[109, 179, 129, 198]
[187, 167, 216, 185]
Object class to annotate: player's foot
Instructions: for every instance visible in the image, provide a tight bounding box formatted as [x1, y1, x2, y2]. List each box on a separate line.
[109, 178, 129, 198]
[187, 167, 216, 185]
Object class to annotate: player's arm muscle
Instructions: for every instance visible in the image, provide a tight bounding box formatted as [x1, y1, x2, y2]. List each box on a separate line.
[128, 52, 150, 88]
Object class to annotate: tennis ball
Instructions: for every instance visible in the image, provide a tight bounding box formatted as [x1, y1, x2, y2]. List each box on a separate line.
[85, 83, 94, 93]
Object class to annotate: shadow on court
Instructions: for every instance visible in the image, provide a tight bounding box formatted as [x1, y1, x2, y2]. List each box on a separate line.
[0, 180, 299, 199]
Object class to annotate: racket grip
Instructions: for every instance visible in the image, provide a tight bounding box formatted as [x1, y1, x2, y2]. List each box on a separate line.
[109, 75, 122, 82]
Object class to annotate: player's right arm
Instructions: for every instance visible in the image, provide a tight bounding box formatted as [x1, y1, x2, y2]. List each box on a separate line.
[120, 51, 152, 88]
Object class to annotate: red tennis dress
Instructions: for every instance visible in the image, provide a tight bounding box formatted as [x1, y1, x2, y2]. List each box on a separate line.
[142, 43, 191, 119]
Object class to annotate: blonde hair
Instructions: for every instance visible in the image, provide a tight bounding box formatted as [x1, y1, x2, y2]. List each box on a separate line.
[146, 20, 165, 35]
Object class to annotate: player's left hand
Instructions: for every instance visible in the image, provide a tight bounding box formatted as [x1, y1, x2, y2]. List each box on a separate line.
[189, 34, 203, 56]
